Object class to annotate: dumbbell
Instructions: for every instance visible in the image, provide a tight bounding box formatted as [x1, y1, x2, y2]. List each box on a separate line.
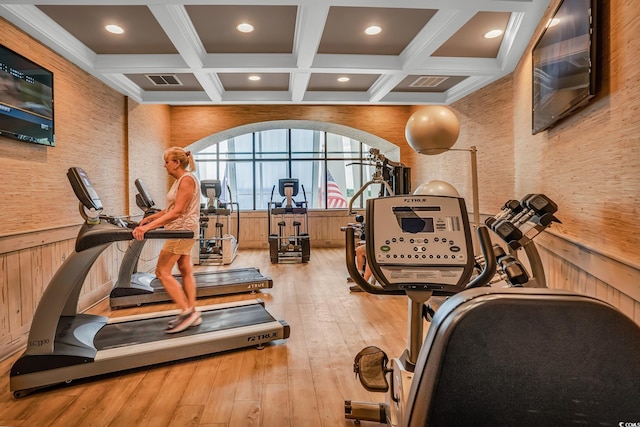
[512, 194, 558, 228]
[491, 244, 529, 286]
[490, 220, 523, 246]
[485, 199, 523, 228]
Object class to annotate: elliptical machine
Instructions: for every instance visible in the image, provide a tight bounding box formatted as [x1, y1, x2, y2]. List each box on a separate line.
[344, 191, 565, 425]
[267, 178, 310, 263]
[199, 180, 239, 265]
[345, 194, 640, 426]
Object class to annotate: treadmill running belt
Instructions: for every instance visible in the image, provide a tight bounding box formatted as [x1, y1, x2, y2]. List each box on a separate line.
[95, 304, 275, 350]
[150, 268, 268, 289]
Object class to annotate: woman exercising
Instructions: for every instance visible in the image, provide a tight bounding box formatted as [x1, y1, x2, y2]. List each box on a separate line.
[132, 147, 201, 333]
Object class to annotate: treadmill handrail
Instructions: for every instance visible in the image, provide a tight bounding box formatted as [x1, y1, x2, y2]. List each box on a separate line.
[75, 220, 193, 252]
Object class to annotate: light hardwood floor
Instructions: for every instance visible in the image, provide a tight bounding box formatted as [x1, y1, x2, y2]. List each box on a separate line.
[0, 248, 411, 427]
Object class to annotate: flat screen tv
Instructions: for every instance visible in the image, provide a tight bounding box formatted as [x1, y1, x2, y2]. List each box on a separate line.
[532, 0, 597, 134]
[0, 44, 54, 146]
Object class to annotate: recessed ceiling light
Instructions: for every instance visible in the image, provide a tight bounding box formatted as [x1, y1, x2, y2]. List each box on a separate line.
[364, 26, 382, 36]
[483, 29, 503, 39]
[547, 18, 560, 28]
[248, 75, 261, 81]
[237, 23, 254, 33]
[337, 77, 350, 83]
[105, 24, 124, 35]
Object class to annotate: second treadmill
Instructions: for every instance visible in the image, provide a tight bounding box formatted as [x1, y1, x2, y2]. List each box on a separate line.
[109, 178, 273, 309]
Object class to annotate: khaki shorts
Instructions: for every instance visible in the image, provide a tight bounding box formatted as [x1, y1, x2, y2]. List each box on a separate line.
[162, 239, 196, 256]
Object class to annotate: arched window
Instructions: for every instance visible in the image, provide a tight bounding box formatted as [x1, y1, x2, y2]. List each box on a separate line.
[194, 128, 386, 210]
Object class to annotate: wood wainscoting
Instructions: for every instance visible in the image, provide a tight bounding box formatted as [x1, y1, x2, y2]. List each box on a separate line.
[207, 210, 361, 249]
[535, 231, 640, 324]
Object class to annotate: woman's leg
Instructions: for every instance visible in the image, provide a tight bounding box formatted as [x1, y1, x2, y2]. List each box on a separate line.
[356, 244, 366, 274]
[155, 250, 189, 311]
[176, 254, 197, 309]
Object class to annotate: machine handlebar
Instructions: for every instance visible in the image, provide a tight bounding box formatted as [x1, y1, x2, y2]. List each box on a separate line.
[464, 226, 497, 289]
[345, 226, 404, 295]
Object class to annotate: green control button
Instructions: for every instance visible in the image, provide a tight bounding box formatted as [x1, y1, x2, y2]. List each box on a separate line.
[381, 245, 391, 252]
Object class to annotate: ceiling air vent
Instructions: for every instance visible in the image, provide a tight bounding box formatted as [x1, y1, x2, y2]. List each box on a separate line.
[409, 76, 449, 88]
[146, 74, 183, 86]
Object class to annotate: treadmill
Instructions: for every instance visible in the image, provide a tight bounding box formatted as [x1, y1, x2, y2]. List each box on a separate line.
[109, 178, 273, 309]
[10, 167, 290, 398]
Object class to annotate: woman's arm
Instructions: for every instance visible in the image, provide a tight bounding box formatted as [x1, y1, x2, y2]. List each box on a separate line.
[138, 209, 166, 226]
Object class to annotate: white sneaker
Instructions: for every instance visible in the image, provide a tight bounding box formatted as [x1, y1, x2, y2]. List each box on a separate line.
[166, 310, 201, 334]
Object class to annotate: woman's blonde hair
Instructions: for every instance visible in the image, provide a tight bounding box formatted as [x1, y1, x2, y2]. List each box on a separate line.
[164, 146, 196, 172]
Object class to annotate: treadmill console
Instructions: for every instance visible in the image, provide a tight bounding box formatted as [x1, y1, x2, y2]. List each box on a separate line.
[67, 167, 103, 212]
[134, 178, 156, 210]
[365, 195, 475, 294]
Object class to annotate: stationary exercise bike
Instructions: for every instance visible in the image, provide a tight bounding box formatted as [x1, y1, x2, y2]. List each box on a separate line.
[344, 194, 640, 425]
[344, 194, 496, 426]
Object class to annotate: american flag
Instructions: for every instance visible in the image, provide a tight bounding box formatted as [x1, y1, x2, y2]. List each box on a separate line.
[327, 171, 347, 209]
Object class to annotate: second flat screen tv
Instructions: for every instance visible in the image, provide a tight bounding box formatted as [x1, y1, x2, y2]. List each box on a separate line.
[532, 0, 597, 134]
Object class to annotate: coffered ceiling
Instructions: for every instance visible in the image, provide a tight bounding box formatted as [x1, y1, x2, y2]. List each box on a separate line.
[0, 0, 550, 105]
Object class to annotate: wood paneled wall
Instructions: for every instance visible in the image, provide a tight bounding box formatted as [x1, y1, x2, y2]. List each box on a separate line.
[511, 0, 640, 320]
[169, 105, 412, 149]
[0, 19, 181, 361]
[513, 0, 640, 266]
[409, 0, 640, 321]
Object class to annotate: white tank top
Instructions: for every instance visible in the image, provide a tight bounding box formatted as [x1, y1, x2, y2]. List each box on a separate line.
[164, 171, 200, 237]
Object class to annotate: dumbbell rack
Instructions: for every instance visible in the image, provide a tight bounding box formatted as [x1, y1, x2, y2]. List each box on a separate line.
[484, 194, 561, 288]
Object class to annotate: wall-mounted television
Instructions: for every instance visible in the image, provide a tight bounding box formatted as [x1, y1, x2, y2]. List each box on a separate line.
[0, 44, 54, 146]
[532, 0, 597, 134]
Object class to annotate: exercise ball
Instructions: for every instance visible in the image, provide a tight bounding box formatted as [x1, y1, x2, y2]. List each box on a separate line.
[405, 106, 460, 155]
[413, 180, 460, 197]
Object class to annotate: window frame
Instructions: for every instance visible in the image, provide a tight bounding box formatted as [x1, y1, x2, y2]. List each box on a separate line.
[194, 128, 377, 211]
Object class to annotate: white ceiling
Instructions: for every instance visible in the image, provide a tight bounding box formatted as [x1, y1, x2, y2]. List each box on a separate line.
[0, 0, 551, 106]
